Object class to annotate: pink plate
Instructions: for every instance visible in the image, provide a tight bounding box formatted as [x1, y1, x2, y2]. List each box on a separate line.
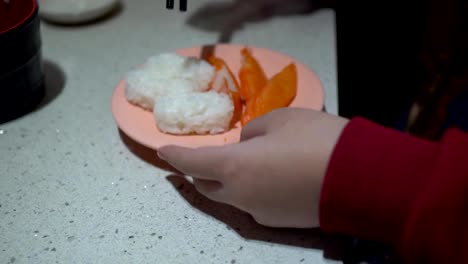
[111, 44, 324, 149]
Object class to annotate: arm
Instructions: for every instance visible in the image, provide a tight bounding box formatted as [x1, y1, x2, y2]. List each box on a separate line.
[158, 108, 467, 263]
[320, 118, 468, 263]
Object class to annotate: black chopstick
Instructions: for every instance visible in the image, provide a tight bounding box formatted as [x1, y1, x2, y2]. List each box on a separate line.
[166, 0, 187, 12]
[180, 0, 187, 11]
[166, 0, 174, 10]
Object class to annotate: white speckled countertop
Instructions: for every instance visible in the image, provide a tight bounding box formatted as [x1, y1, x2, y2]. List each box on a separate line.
[0, 0, 340, 263]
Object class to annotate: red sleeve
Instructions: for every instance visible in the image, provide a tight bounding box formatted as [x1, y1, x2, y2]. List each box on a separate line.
[320, 117, 468, 264]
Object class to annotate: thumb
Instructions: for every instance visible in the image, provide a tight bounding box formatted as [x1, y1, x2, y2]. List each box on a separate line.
[158, 145, 230, 181]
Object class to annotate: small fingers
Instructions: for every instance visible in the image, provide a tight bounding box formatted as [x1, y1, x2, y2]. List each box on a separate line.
[158, 145, 230, 181]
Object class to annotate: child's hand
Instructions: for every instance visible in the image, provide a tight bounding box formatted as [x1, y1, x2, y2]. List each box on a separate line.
[158, 108, 349, 228]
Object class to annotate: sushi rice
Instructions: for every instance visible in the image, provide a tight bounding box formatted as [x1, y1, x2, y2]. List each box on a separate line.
[125, 53, 235, 135]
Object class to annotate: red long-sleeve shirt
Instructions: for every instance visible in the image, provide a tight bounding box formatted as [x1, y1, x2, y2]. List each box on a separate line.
[320, 118, 468, 263]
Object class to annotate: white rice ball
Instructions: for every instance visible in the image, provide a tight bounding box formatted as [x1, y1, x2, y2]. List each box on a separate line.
[125, 70, 196, 110]
[145, 53, 187, 77]
[154, 91, 234, 135]
[179, 57, 217, 91]
[125, 53, 215, 110]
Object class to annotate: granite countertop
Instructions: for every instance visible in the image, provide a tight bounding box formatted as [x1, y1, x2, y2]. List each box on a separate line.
[0, 0, 339, 263]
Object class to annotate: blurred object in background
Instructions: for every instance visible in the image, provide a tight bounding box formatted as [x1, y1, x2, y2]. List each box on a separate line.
[38, 0, 120, 25]
[187, 0, 334, 43]
[0, 0, 44, 124]
[404, 0, 468, 140]
[336, 0, 468, 138]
